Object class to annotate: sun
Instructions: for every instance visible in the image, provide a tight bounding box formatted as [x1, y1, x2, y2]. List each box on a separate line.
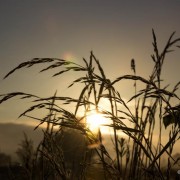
[86, 110, 109, 133]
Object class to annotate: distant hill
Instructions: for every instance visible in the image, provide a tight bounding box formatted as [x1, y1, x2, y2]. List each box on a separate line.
[0, 123, 43, 160]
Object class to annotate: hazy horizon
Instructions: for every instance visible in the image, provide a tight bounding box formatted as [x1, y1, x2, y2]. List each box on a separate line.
[0, 1, 180, 173]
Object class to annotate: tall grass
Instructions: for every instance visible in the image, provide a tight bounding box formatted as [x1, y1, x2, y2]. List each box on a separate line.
[0, 30, 180, 179]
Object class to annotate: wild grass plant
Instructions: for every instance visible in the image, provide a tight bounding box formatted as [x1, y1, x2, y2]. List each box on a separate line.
[0, 30, 180, 179]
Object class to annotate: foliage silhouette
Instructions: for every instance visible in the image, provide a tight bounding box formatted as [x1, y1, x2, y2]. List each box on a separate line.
[0, 29, 180, 179]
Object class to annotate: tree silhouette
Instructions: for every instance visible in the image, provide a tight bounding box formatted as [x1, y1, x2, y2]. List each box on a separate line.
[16, 132, 35, 178]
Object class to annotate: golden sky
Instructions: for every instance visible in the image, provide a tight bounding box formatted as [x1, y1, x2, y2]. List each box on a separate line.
[0, 1, 179, 119]
[0, 1, 180, 155]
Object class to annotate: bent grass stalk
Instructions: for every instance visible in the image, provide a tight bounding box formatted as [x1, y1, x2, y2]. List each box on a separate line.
[0, 30, 180, 179]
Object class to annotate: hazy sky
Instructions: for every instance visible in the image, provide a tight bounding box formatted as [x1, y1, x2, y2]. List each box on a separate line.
[0, 1, 180, 128]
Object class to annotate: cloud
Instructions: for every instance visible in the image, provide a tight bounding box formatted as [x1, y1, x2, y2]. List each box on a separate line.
[0, 123, 43, 160]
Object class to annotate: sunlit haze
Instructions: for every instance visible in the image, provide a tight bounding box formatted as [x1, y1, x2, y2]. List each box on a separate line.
[0, 0, 180, 157]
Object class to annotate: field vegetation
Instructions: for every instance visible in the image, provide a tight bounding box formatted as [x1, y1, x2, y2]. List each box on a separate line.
[0, 30, 180, 179]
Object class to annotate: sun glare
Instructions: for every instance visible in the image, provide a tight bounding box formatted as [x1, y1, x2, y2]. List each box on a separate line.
[86, 110, 109, 133]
